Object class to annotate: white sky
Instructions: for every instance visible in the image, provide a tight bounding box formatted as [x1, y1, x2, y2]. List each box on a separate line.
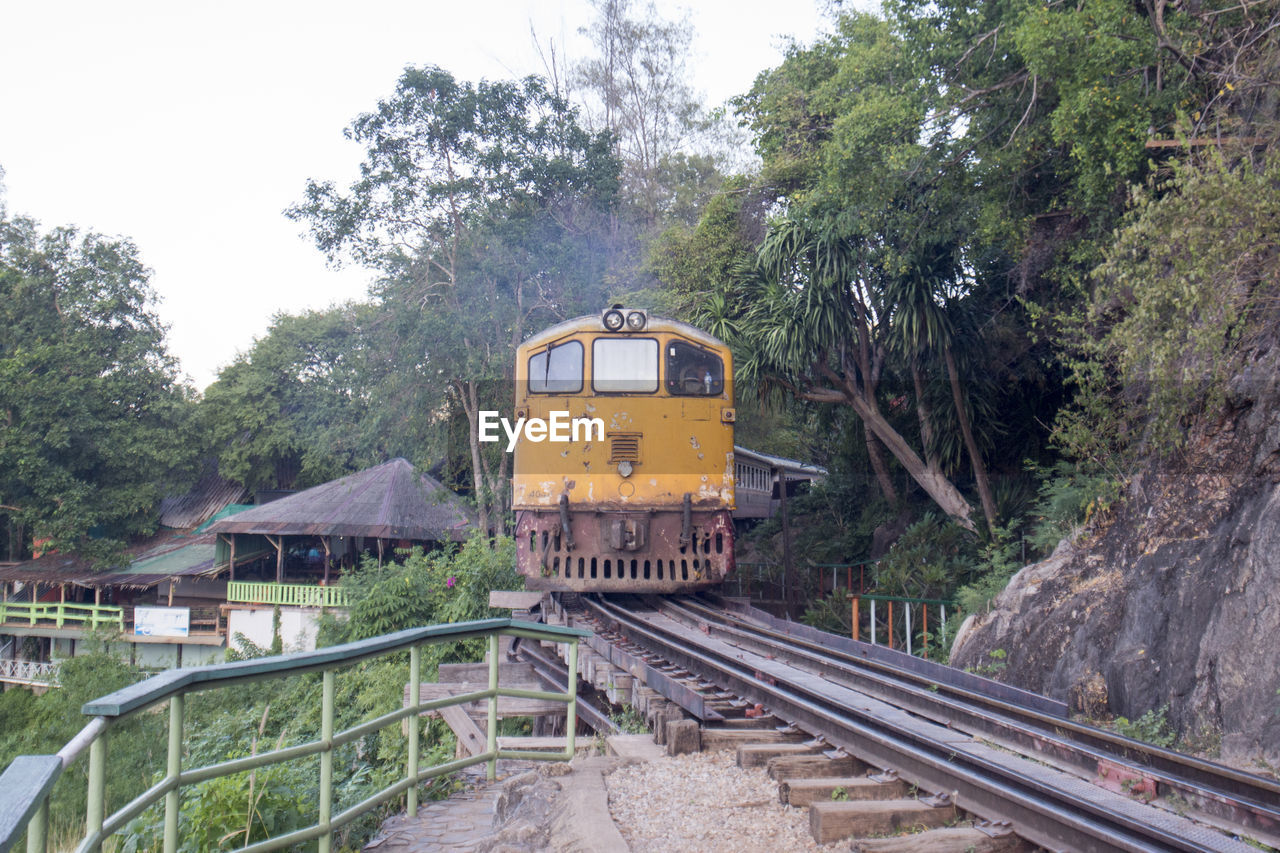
[0, 1, 834, 390]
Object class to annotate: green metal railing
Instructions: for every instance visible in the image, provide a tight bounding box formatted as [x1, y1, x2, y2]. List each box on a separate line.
[226, 580, 350, 608]
[0, 601, 124, 630]
[0, 617, 588, 853]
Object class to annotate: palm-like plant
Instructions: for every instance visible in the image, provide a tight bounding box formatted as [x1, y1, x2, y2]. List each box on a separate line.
[729, 215, 981, 532]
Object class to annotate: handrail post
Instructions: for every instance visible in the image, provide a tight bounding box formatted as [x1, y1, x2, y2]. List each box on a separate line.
[486, 633, 499, 782]
[163, 694, 183, 853]
[86, 734, 106, 852]
[851, 596, 859, 643]
[25, 798, 48, 853]
[564, 639, 579, 757]
[406, 645, 421, 816]
[318, 669, 334, 853]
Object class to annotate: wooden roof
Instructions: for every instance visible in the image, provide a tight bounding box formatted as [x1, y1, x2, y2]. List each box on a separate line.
[205, 458, 476, 541]
[0, 529, 239, 589]
[157, 466, 247, 530]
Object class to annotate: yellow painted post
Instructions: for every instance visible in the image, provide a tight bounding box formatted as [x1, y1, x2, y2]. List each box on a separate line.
[86, 736, 106, 853]
[163, 694, 183, 853]
[25, 798, 48, 853]
[564, 639, 579, 757]
[407, 645, 421, 816]
[487, 633, 499, 782]
[318, 670, 334, 853]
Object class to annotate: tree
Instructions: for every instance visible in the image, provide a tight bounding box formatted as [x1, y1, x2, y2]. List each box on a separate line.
[705, 13, 1007, 531]
[289, 66, 621, 533]
[573, 0, 707, 226]
[201, 305, 377, 493]
[0, 213, 196, 563]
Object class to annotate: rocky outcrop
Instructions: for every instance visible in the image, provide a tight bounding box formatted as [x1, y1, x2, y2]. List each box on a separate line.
[952, 344, 1280, 772]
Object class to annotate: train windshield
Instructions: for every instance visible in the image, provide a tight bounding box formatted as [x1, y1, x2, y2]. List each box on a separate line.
[593, 338, 658, 393]
[666, 341, 724, 396]
[528, 340, 583, 393]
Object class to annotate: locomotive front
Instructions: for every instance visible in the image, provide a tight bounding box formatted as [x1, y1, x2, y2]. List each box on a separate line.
[512, 308, 735, 592]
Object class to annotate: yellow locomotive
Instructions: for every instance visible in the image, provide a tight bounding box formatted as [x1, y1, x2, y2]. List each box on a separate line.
[512, 307, 735, 592]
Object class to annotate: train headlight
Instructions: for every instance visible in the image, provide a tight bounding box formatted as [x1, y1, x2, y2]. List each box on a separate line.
[625, 310, 647, 331]
[617, 460, 633, 477]
[602, 309, 625, 331]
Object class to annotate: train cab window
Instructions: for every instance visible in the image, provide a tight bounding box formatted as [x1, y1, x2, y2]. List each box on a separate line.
[666, 341, 724, 396]
[592, 338, 658, 393]
[528, 340, 583, 393]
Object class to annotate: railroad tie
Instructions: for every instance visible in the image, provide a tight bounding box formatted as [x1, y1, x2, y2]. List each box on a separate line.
[736, 741, 824, 768]
[779, 775, 909, 807]
[808, 797, 956, 844]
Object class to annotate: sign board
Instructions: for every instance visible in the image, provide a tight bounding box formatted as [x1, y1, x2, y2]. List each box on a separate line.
[134, 606, 190, 638]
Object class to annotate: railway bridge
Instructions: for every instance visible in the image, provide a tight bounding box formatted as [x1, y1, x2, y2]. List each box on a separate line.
[3, 594, 1278, 852]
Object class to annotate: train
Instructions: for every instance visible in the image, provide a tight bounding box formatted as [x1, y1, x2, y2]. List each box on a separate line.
[512, 307, 736, 593]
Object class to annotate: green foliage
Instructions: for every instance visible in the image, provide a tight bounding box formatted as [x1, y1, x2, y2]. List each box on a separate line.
[0, 653, 160, 837]
[609, 705, 648, 734]
[1025, 461, 1119, 555]
[1113, 706, 1176, 749]
[289, 65, 623, 530]
[0, 213, 197, 562]
[343, 534, 521, 640]
[1055, 152, 1280, 466]
[573, 0, 712, 226]
[201, 305, 377, 493]
[800, 593, 852, 637]
[953, 525, 1024, 619]
[874, 515, 974, 600]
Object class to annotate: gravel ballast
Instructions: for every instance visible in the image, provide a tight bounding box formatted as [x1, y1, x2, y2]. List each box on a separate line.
[606, 750, 839, 851]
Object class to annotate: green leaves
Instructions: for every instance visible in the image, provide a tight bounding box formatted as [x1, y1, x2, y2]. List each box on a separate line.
[0, 214, 196, 562]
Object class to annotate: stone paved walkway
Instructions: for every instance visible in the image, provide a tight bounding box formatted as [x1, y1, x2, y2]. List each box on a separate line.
[362, 737, 661, 852]
[363, 760, 543, 851]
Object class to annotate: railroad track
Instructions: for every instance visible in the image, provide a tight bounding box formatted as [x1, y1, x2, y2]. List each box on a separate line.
[547, 592, 1280, 852]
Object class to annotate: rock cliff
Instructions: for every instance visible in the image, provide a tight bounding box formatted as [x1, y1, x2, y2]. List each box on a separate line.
[951, 342, 1280, 772]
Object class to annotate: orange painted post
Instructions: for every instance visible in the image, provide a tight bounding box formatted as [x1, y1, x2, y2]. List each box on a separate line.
[851, 596, 860, 642]
[888, 601, 894, 650]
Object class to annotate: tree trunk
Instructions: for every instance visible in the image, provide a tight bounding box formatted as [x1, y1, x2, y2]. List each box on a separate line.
[807, 366, 977, 531]
[845, 392, 977, 532]
[864, 424, 898, 507]
[911, 358, 941, 472]
[944, 343, 998, 531]
[459, 381, 492, 537]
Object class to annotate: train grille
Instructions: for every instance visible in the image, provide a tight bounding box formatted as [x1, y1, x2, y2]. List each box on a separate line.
[608, 433, 641, 463]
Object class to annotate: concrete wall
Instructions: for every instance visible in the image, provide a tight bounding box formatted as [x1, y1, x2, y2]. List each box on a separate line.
[227, 606, 322, 654]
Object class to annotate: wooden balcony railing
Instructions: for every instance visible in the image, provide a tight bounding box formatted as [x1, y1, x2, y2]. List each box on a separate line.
[226, 581, 350, 608]
[0, 602, 124, 631]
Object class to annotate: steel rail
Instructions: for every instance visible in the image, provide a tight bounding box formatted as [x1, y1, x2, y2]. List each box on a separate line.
[515, 640, 621, 736]
[664, 594, 1280, 846]
[580, 595, 1253, 853]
